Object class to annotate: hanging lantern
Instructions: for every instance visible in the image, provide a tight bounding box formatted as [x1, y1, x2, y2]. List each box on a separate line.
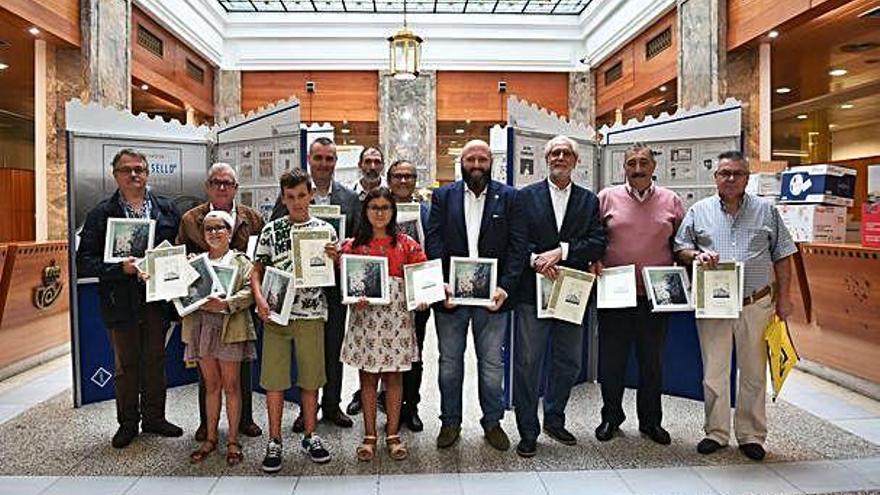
[388, 26, 422, 81]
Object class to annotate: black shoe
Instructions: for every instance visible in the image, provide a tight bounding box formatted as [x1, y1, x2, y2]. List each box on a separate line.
[291, 413, 305, 433]
[322, 406, 353, 428]
[436, 425, 461, 449]
[346, 390, 362, 416]
[543, 425, 577, 446]
[194, 423, 207, 442]
[697, 438, 724, 455]
[594, 422, 618, 442]
[483, 424, 510, 451]
[639, 425, 671, 445]
[516, 438, 537, 458]
[141, 420, 183, 437]
[404, 411, 424, 432]
[241, 421, 263, 437]
[739, 443, 766, 461]
[377, 391, 387, 414]
[112, 424, 138, 449]
[262, 439, 283, 473]
[301, 434, 332, 464]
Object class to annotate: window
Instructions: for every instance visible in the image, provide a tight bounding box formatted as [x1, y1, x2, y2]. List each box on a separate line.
[604, 61, 623, 86]
[137, 25, 163, 58]
[646, 27, 672, 60]
[186, 59, 205, 84]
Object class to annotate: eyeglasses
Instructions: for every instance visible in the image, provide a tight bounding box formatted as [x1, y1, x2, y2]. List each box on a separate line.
[208, 179, 237, 189]
[714, 170, 748, 180]
[367, 205, 393, 213]
[204, 225, 230, 234]
[390, 173, 416, 182]
[114, 166, 148, 176]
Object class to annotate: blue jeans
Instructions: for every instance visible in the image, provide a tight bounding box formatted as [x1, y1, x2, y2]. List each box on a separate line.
[434, 307, 509, 429]
[514, 303, 584, 441]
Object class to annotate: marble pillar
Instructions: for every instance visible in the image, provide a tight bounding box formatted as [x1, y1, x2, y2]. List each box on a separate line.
[45, 45, 83, 240]
[568, 70, 595, 128]
[214, 69, 242, 123]
[725, 46, 760, 162]
[677, 0, 727, 110]
[80, 0, 131, 109]
[379, 70, 437, 187]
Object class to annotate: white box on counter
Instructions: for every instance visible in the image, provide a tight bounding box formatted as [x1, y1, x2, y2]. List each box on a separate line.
[776, 204, 847, 243]
[746, 173, 781, 197]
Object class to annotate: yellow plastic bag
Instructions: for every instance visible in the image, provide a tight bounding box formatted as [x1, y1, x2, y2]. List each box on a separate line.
[764, 315, 799, 402]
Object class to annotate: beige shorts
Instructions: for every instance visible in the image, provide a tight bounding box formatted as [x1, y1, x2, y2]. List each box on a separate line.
[260, 319, 325, 391]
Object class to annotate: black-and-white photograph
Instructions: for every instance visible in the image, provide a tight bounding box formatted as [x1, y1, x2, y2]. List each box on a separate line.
[262, 266, 294, 324]
[341, 255, 389, 304]
[671, 147, 693, 162]
[398, 218, 424, 245]
[643, 266, 693, 312]
[211, 263, 238, 297]
[449, 257, 497, 306]
[536, 273, 554, 318]
[103, 217, 155, 263]
[174, 254, 223, 317]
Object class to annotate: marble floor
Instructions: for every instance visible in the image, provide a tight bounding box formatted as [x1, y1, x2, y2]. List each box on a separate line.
[0, 327, 879, 494]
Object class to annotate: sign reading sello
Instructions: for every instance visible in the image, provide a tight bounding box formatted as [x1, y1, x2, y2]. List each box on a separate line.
[101, 144, 184, 193]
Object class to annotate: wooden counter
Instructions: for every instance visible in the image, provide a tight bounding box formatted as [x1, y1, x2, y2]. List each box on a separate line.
[789, 243, 880, 383]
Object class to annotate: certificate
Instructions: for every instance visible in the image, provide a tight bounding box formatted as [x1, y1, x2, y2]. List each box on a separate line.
[403, 259, 445, 310]
[546, 267, 595, 325]
[536, 273, 554, 319]
[597, 264, 637, 309]
[693, 261, 743, 319]
[290, 228, 336, 288]
[145, 244, 188, 302]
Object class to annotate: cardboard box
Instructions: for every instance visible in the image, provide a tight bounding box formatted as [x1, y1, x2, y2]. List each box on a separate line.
[779, 164, 857, 206]
[863, 203, 880, 248]
[776, 204, 847, 243]
[746, 173, 781, 197]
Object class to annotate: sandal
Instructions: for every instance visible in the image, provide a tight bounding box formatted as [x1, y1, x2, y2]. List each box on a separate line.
[189, 438, 217, 464]
[356, 435, 378, 462]
[226, 441, 244, 466]
[385, 434, 408, 461]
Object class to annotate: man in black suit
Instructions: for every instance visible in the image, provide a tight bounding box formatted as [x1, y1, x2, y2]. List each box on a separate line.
[270, 137, 358, 430]
[513, 135, 606, 458]
[425, 139, 528, 451]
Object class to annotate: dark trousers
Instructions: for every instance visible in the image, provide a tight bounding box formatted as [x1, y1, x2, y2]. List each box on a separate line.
[108, 304, 168, 427]
[320, 296, 346, 410]
[198, 361, 256, 427]
[597, 297, 668, 428]
[402, 308, 430, 414]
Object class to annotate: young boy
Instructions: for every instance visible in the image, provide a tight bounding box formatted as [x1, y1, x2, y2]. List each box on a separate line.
[252, 168, 339, 472]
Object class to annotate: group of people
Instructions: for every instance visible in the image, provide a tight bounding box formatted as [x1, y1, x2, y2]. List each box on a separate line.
[75, 131, 796, 473]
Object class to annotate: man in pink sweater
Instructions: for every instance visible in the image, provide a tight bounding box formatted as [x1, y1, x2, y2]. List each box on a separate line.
[592, 143, 684, 445]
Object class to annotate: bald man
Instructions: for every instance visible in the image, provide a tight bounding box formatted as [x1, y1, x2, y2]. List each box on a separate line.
[425, 139, 528, 451]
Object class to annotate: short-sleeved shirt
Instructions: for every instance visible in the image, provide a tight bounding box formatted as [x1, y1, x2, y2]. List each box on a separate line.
[673, 193, 798, 295]
[255, 216, 338, 320]
[340, 233, 426, 278]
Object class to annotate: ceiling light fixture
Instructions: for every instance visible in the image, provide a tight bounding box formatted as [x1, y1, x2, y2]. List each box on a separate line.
[797, 114, 808, 120]
[140, 84, 150, 91]
[840, 103, 854, 109]
[340, 128, 351, 134]
[828, 68, 848, 77]
[0, 63, 8, 70]
[659, 85, 667, 92]
[388, 0, 422, 81]
[454, 128, 464, 134]
[775, 87, 792, 94]
[28, 27, 40, 36]
[768, 30, 779, 39]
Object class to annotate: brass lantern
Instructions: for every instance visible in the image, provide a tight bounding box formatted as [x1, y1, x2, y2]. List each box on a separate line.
[388, 3, 422, 80]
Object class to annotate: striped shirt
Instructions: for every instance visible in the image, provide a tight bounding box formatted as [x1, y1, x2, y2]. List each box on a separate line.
[673, 193, 797, 295]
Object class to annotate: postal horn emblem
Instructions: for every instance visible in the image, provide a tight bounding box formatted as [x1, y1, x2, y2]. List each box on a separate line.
[34, 259, 63, 310]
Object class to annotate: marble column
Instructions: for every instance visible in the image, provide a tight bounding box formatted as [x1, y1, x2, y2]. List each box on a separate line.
[80, 0, 131, 109]
[214, 69, 242, 123]
[568, 70, 595, 128]
[725, 46, 760, 162]
[45, 44, 84, 240]
[677, 0, 727, 110]
[379, 70, 437, 187]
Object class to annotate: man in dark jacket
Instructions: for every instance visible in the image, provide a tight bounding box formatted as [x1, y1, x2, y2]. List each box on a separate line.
[76, 149, 183, 449]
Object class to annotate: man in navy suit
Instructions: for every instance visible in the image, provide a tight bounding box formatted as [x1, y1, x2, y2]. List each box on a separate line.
[513, 135, 606, 458]
[425, 139, 528, 451]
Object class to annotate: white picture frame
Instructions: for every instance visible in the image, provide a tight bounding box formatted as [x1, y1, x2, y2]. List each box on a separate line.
[262, 266, 296, 325]
[144, 245, 188, 302]
[211, 263, 239, 298]
[341, 254, 390, 305]
[596, 264, 638, 309]
[103, 217, 155, 263]
[693, 261, 744, 319]
[174, 253, 225, 317]
[642, 266, 693, 312]
[546, 266, 595, 325]
[403, 259, 446, 311]
[290, 228, 336, 288]
[397, 203, 425, 246]
[449, 256, 498, 307]
[311, 213, 346, 242]
[536, 272, 554, 318]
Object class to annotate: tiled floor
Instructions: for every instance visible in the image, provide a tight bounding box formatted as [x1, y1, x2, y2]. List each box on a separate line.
[1, 353, 880, 494]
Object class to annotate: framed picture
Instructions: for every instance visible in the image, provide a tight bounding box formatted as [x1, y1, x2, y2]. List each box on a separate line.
[403, 259, 445, 310]
[536, 272, 554, 318]
[671, 147, 693, 162]
[312, 213, 346, 241]
[246, 235, 259, 260]
[262, 266, 296, 324]
[546, 266, 595, 325]
[103, 217, 155, 263]
[642, 266, 693, 312]
[144, 244, 188, 302]
[341, 254, 390, 305]
[211, 263, 239, 297]
[290, 228, 336, 287]
[449, 257, 497, 307]
[309, 204, 341, 216]
[693, 261, 744, 319]
[596, 264, 637, 309]
[397, 203, 424, 245]
[174, 253, 224, 317]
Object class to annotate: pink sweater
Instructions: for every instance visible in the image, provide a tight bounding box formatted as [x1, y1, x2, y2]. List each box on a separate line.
[598, 184, 685, 295]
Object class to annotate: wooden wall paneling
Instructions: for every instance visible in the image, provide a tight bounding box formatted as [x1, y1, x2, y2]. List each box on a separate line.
[727, 0, 811, 50]
[0, 244, 15, 328]
[437, 71, 569, 121]
[0, 0, 80, 47]
[241, 71, 380, 122]
[131, 7, 214, 116]
[0, 169, 35, 242]
[826, 154, 880, 221]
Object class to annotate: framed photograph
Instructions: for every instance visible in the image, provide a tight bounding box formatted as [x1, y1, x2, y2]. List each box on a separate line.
[397, 203, 424, 246]
[403, 259, 445, 311]
[174, 254, 224, 317]
[597, 264, 637, 309]
[341, 254, 390, 305]
[693, 261, 743, 319]
[546, 267, 595, 325]
[246, 235, 259, 260]
[103, 217, 155, 263]
[211, 263, 239, 297]
[290, 228, 336, 287]
[144, 244, 188, 302]
[536, 273, 554, 319]
[449, 257, 497, 307]
[642, 266, 693, 312]
[309, 204, 341, 216]
[312, 213, 346, 241]
[670, 147, 693, 162]
[262, 266, 295, 324]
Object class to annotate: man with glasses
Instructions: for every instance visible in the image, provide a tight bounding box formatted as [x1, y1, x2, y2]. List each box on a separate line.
[674, 150, 796, 462]
[176, 162, 266, 442]
[76, 149, 183, 448]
